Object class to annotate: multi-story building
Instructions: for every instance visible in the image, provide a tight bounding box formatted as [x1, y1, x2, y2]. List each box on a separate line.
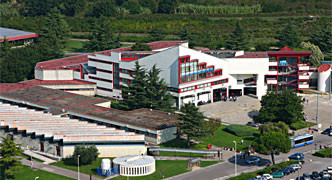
[266, 46, 312, 92]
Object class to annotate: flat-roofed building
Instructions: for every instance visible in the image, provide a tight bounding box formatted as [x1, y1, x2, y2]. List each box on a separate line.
[0, 27, 38, 45]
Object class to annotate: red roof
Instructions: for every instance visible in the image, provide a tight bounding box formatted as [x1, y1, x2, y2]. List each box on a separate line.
[280, 46, 294, 51]
[234, 52, 268, 58]
[146, 41, 187, 50]
[36, 55, 89, 70]
[318, 64, 331, 73]
[0, 79, 95, 93]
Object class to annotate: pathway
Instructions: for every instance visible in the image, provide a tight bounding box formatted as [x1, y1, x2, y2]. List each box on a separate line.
[23, 149, 57, 164]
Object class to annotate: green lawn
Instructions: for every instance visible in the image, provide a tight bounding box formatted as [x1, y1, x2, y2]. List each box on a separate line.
[159, 151, 205, 157]
[200, 125, 256, 151]
[6, 165, 74, 180]
[51, 158, 105, 177]
[313, 147, 332, 158]
[113, 160, 189, 180]
[64, 40, 84, 52]
[201, 161, 219, 167]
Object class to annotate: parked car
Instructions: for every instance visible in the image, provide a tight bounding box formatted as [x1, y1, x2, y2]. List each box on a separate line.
[246, 156, 261, 165]
[271, 171, 284, 178]
[281, 167, 294, 175]
[290, 164, 302, 171]
[327, 166, 332, 174]
[320, 170, 330, 178]
[312, 171, 320, 179]
[262, 174, 273, 180]
[296, 176, 304, 180]
[289, 153, 304, 160]
[247, 121, 259, 127]
[321, 128, 332, 135]
[303, 173, 311, 180]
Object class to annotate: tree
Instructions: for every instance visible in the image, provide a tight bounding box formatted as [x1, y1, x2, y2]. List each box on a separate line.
[158, 0, 178, 14]
[253, 131, 291, 164]
[131, 42, 152, 51]
[0, 38, 12, 58]
[121, 61, 149, 110]
[255, 42, 270, 51]
[259, 122, 289, 135]
[84, 18, 117, 52]
[62, 0, 87, 16]
[225, 22, 249, 50]
[178, 103, 208, 147]
[256, 89, 303, 125]
[300, 42, 324, 67]
[146, 65, 173, 111]
[72, 145, 99, 166]
[148, 27, 165, 42]
[276, 24, 301, 48]
[38, 7, 71, 59]
[140, 0, 158, 13]
[0, 136, 23, 180]
[88, 0, 117, 17]
[310, 24, 332, 53]
[22, 0, 61, 16]
[122, 0, 140, 14]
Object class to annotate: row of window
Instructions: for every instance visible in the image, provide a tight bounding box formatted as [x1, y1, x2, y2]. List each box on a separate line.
[121, 53, 150, 58]
[97, 86, 113, 92]
[97, 68, 113, 74]
[89, 58, 113, 65]
[120, 69, 131, 74]
[181, 82, 212, 92]
[120, 78, 132, 83]
[214, 79, 228, 85]
[180, 70, 222, 83]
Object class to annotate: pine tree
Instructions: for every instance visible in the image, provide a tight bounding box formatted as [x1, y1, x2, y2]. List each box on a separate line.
[178, 103, 208, 147]
[0, 137, 23, 180]
[121, 61, 149, 110]
[310, 24, 332, 53]
[146, 65, 173, 111]
[225, 22, 249, 50]
[0, 38, 12, 58]
[84, 17, 117, 52]
[276, 24, 301, 48]
[148, 27, 165, 42]
[38, 7, 71, 59]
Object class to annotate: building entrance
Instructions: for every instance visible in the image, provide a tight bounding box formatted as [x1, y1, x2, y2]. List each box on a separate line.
[244, 87, 256, 95]
[213, 88, 227, 102]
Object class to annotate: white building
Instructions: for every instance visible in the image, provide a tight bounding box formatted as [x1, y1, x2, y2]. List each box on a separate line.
[85, 45, 269, 107]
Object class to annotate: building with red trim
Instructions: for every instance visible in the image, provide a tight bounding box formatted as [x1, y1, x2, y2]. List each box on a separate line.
[0, 27, 38, 45]
[266, 47, 312, 92]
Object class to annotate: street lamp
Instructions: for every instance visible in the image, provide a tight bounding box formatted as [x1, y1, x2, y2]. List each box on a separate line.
[233, 141, 237, 176]
[35, 177, 39, 180]
[78, 154, 80, 180]
[297, 156, 302, 180]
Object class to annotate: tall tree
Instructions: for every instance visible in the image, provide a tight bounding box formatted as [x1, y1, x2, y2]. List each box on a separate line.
[252, 131, 291, 164]
[158, 0, 178, 14]
[22, 0, 61, 16]
[276, 24, 301, 48]
[72, 145, 99, 165]
[122, 0, 140, 14]
[300, 42, 324, 67]
[178, 103, 208, 147]
[121, 61, 149, 110]
[88, 0, 117, 17]
[146, 65, 173, 111]
[84, 17, 117, 52]
[62, 0, 87, 16]
[0, 137, 23, 180]
[0, 38, 12, 58]
[140, 0, 158, 13]
[148, 27, 165, 42]
[310, 24, 332, 53]
[38, 7, 71, 59]
[225, 21, 249, 50]
[256, 89, 303, 125]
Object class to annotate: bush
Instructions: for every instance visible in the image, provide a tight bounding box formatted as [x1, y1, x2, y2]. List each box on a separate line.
[71, 145, 99, 166]
[290, 121, 315, 130]
[313, 148, 332, 158]
[225, 124, 257, 137]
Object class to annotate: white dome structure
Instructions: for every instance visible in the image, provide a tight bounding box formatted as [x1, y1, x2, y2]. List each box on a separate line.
[113, 155, 155, 176]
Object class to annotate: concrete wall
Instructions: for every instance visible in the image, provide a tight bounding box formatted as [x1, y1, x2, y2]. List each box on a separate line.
[35, 69, 74, 80]
[63, 144, 147, 158]
[157, 126, 177, 144]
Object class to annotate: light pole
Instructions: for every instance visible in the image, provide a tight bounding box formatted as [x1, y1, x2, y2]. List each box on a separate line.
[35, 177, 39, 180]
[316, 92, 319, 125]
[297, 155, 302, 180]
[78, 154, 80, 180]
[233, 141, 237, 176]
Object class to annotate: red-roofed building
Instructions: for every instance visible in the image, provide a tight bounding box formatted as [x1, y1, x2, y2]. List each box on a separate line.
[0, 27, 38, 45]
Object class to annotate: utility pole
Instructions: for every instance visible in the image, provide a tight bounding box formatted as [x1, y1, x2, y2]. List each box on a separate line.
[329, 73, 331, 101]
[316, 92, 319, 125]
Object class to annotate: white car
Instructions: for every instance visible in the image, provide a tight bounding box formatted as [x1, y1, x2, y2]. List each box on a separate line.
[262, 174, 273, 180]
[327, 166, 332, 174]
[246, 156, 261, 164]
[290, 164, 302, 171]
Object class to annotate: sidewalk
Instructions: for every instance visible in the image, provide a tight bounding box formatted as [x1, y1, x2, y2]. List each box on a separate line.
[21, 159, 103, 180]
[23, 149, 57, 164]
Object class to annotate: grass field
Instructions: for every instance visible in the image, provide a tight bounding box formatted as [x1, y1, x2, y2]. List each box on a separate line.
[51, 158, 104, 177]
[64, 40, 84, 52]
[200, 125, 256, 151]
[6, 165, 74, 180]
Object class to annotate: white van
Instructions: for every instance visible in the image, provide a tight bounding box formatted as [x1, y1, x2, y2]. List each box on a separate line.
[327, 166, 332, 174]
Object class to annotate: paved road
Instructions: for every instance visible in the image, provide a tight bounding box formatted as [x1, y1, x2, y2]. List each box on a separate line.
[21, 159, 102, 180]
[167, 134, 332, 180]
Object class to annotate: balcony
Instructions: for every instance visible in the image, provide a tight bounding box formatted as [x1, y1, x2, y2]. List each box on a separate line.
[299, 75, 309, 80]
[298, 64, 310, 71]
[269, 61, 278, 66]
[267, 71, 278, 75]
[266, 78, 277, 84]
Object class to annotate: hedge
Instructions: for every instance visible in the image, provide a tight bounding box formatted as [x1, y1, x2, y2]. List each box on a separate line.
[313, 148, 332, 158]
[225, 124, 258, 137]
[290, 121, 315, 130]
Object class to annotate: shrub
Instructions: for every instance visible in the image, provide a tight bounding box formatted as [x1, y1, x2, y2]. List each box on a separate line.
[71, 145, 99, 166]
[225, 124, 257, 137]
[290, 121, 314, 130]
[313, 148, 332, 158]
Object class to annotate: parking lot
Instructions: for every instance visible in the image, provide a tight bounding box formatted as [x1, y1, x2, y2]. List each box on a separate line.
[199, 94, 332, 130]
